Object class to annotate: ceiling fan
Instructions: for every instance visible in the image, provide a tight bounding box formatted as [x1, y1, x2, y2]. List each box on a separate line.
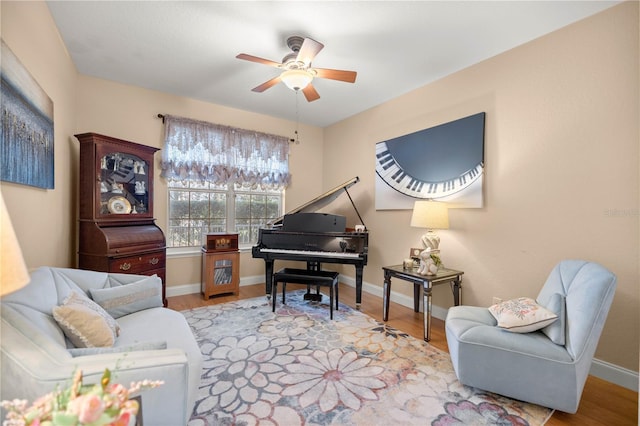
[236, 36, 357, 102]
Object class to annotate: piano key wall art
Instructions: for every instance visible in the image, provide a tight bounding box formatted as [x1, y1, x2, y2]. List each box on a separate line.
[375, 112, 485, 210]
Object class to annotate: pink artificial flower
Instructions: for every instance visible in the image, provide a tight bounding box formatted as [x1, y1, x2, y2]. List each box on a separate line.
[109, 411, 131, 426]
[67, 393, 105, 424]
[106, 383, 129, 406]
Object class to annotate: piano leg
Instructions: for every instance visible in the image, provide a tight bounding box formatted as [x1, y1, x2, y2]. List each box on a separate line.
[264, 260, 274, 299]
[355, 264, 364, 310]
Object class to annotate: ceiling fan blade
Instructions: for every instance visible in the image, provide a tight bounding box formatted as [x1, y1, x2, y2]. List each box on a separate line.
[302, 83, 320, 102]
[252, 75, 282, 93]
[296, 38, 324, 66]
[314, 68, 357, 83]
[236, 53, 281, 68]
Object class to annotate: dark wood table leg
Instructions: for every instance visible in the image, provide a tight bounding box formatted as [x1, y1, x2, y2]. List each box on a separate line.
[452, 276, 462, 306]
[422, 279, 432, 341]
[383, 269, 391, 321]
[413, 282, 420, 312]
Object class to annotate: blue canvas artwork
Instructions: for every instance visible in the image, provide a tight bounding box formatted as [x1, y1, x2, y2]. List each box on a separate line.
[1, 39, 54, 189]
[375, 112, 485, 209]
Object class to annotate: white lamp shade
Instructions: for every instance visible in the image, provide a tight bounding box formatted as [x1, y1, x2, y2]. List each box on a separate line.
[410, 201, 449, 230]
[281, 69, 313, 91]
[1, 193, 29, 296]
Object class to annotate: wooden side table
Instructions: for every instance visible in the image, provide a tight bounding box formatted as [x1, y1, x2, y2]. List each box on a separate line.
[382, 265, 463, 341]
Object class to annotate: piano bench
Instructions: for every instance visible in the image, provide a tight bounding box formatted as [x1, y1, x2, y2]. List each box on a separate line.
[272, 268, 340, 319]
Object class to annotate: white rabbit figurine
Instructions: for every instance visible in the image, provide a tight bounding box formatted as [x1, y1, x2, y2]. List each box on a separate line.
[417, 248, 440, 275]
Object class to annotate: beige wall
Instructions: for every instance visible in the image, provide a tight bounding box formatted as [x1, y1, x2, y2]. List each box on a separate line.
[325, 2, 639, 371]
[1, 1, 638, 372]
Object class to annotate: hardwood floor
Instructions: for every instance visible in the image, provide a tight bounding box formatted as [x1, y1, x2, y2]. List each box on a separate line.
[168, 283, 638, 426]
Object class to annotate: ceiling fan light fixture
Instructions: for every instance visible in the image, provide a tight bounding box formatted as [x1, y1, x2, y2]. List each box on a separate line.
[281, 69, 313, 91]
[237, 36, 355, 101]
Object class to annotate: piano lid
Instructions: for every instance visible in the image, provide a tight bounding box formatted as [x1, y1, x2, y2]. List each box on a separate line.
[269, 176, 365, 228]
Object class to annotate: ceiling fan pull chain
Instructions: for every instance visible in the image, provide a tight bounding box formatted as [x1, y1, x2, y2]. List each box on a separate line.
[293, 91, 301, 144]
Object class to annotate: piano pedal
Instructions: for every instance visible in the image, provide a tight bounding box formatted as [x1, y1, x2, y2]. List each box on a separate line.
[304, 292, 323, 302]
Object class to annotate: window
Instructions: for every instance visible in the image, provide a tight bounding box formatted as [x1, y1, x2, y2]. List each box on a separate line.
[160, 114, 290, 249]
[234, 188, 283, 244]
[167, 180, 282, 248]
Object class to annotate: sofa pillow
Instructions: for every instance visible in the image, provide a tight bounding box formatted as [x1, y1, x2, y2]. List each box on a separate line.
[68, 340, 167, 357]
[53, 292, 119, 348]
[538, 293, 566, 345]
[90, 275, 163, 319]
[488, 297, 558, 333]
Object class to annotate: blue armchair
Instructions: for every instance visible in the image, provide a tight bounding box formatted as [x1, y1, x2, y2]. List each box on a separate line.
[445, 260, 616, 413]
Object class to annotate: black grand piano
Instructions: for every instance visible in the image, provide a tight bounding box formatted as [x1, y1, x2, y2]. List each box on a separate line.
[252, 176, 369, 308]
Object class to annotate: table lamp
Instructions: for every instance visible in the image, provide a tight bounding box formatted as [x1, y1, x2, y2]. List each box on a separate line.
[1, 193, 30, 297]
[410, 200, 449, 250]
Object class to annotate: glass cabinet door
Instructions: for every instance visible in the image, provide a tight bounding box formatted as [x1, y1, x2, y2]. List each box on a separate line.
[98, 151, 151, 217]
[213, 258, 234, 286]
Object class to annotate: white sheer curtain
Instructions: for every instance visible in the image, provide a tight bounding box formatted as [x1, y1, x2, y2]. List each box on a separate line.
[160, 114, 291, 189]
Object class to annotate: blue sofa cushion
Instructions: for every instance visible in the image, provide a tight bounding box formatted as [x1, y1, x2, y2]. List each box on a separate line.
[90, 275, 163, 318]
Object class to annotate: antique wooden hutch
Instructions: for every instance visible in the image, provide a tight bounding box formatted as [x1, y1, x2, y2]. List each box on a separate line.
[76, 132, 166, 305]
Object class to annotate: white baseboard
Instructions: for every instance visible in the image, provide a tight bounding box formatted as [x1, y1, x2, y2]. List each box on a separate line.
[166, 275, 265, 298]
[590, 359, 639, 392]
[167, 283, 200, 297]
[167, 273, 639, 392]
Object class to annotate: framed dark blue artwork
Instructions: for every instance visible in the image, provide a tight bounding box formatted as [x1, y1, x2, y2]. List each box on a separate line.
[1, 39, 54, 189]
[375, 112, 485, 209]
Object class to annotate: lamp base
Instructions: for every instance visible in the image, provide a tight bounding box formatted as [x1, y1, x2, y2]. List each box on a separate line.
[421, 231, 440, 250]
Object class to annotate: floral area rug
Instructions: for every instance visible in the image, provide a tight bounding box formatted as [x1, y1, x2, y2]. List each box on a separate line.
[183, 290, 552, 426]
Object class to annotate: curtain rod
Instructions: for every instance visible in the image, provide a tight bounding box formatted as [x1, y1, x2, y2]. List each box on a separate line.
[156, 113, 297, 143]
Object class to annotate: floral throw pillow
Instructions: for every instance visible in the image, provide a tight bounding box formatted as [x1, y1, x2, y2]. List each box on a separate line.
[489, 297, 558, 333]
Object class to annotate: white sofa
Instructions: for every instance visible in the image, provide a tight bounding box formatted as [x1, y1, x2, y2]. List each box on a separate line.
[1, 267, 202, 425]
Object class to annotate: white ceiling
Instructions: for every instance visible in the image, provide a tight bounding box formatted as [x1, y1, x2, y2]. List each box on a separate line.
[46, 1, 619, 128]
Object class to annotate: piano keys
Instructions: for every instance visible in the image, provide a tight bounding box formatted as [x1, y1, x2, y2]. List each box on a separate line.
[252, 176, 368, 308]
[260, 248, 362, 259]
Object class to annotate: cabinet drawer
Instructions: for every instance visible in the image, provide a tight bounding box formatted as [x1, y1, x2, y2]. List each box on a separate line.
[110, 251, 165, 274]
